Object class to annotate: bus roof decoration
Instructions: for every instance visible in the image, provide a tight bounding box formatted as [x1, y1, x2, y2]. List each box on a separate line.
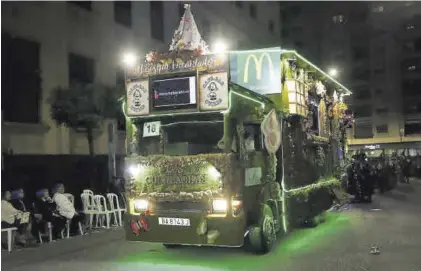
[169, 4, 210, 55]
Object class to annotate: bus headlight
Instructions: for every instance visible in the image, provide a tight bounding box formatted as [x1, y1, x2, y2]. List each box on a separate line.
[212, 199, 228, 212]
[134, 199, 149, 212]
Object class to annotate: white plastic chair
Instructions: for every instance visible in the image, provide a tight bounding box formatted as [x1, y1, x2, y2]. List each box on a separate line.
[93, 195, 113, 229]
[83, 189, 94, 195]
[1, 227, 17, 252]
[81, 193, 99, 229]
[106, 193, 127, 227]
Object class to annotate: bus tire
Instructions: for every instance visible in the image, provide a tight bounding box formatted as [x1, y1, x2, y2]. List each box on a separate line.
[163, 244, 181, 249]
[248, 204, 277, 253]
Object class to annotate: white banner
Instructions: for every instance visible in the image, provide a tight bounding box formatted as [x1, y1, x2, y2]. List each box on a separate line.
[199, 72, 229, 111]
[261, 109, 281, 154]
[126, 80, 149, 116]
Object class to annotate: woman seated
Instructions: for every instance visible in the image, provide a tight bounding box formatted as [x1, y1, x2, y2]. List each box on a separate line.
[10, 188, 40, 245]
[1, 190, 34, 248]
[33, 189, 67, 240]
[53, 184, 84, 235]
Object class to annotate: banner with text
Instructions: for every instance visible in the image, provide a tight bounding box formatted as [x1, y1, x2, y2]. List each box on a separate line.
[230, 47, 281, 95]
[126, 54, 229, 78]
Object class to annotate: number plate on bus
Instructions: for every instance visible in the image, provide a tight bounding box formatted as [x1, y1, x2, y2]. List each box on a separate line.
[158, 217, 191, 226]
[143, 121, 161, 137]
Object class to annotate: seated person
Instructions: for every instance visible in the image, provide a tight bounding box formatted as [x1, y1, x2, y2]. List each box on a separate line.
[11, 188, 41, 243]
[33, 189, 67, 240]
[1, 190, 35, 247]
[52, 184, 84, 235]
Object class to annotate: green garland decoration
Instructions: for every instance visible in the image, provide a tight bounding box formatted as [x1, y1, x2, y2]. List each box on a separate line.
[287, 176, 340, 198]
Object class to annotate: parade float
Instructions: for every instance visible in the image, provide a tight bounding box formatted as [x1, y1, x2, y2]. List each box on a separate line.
[122, 4, 353, 253]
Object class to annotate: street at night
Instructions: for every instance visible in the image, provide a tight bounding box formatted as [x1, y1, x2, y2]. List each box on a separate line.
[3, 179, 421, 271]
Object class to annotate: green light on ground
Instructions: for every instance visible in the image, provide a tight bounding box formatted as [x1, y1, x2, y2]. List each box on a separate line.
[116, 212, 352, 270]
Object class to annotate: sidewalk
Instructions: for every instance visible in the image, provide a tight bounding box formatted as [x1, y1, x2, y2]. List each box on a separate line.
[1, 228, 125, 270]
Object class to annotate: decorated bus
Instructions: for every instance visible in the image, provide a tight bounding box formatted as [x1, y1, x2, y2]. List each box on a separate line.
[122, 5, 353, 253]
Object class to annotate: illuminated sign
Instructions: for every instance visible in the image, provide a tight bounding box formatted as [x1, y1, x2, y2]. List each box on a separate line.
[230, 48, 281, 95]
[126, 54, 229, 78]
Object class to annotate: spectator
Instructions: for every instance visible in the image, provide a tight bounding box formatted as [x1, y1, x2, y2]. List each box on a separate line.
[33, 189, 67, 240]
[1, 191, 36, 247]
[52, 183, 84, 235]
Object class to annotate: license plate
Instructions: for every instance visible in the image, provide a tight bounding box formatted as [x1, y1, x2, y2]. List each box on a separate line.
[158, 217, 191, 226]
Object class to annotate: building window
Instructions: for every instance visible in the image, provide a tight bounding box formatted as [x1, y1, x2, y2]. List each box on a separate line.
[376, 124, 388, 134]
[282, 28, 289, 39]
[372, 6, 384, 13]
[289, 5, 301, 16]
[235, 1, 243, 8]
[404, 123, 421, 135]
[294, 41, 303, 49]
[405, 24, 415, 31]
[401, 57, 421, 73]
[67, 1, 92, 11]
[375, 107, 388, 115]
[403, 100, 421, 114]
[352, 68, 370, 81]
[354, 122, 373, 138]
[249, 4, 256, 19]
[402, 79, 421, 96]
[374, 89, 383, 95]
[352, 46, 369, 60]
[268, 20, 274, 34]
[178, 3, 184, 19]
[116, 67, 125, 88]
[68, 53, 95, 85]
[1, 33, 41, 124]
[150, 1, 164, 42]
[354, 105, 372, 118]
[332, 14, 345, 24]
[355, 89, 371, 99]
[114, 1, 132, 27]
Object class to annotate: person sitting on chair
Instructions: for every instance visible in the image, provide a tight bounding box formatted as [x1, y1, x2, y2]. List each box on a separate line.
[52, 184, 83, 236]
[1, 190, 35, 247]
[34, 189, 67, 240]
[10, 189, 39, 245]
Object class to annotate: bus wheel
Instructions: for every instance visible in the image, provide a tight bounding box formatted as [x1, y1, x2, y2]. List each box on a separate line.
[248, 204, 276, 253]
[163, 244, 181, 249]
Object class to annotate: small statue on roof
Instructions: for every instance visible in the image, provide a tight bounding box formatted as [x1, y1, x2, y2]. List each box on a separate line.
[145, 4, 210, 63]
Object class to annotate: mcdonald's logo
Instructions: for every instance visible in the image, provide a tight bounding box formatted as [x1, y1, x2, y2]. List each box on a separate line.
[243, 53, 274, 83]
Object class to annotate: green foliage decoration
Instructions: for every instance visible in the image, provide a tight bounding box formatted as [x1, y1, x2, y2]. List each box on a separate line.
[125, 153, 238, 201]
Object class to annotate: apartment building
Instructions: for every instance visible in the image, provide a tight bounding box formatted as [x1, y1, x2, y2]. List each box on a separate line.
[347, 2, 421, 155]
[280, 1, 421, 155]
[1, 1, 281, 155]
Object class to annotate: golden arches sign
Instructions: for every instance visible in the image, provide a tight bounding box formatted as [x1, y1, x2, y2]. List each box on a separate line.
[243, 53, 275, 83]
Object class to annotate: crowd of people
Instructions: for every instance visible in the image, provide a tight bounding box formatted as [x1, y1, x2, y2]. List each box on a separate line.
[1, 183, 83, 249]
[346, 150, 416, 203]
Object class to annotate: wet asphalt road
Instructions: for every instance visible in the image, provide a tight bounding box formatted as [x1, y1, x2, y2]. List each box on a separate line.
[2, 179, 421, 271]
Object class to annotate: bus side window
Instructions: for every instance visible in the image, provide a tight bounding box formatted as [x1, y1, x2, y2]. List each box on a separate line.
[243, 124, 264, 152]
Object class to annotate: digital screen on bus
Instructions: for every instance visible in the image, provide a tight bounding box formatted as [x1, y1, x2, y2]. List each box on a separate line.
[152, 76, 197, 108]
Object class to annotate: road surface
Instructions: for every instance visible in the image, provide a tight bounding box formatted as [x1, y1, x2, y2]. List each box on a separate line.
[2, 179, 421, 271]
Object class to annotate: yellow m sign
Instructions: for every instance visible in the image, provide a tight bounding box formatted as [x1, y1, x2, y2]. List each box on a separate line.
[243, 53, 274, 83]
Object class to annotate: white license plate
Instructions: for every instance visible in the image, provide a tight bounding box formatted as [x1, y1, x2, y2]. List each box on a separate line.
[158, 217, 191, 226]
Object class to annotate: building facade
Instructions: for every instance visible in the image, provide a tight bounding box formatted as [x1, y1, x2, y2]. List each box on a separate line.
[280, 1, 421, 156]
[1, 1, 281, 155]
[347, 2, 421, 155]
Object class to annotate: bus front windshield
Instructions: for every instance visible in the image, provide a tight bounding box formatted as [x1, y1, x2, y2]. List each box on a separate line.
[163, 121, 224, 156]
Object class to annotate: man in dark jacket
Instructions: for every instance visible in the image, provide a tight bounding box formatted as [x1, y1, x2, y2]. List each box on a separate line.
[33, 189, 67, 240]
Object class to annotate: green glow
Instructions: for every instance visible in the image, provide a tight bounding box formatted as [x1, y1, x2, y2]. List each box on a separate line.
[222, 90, 265, 115]
[117, 212, 352, 270]
[281, 49, 352, 95]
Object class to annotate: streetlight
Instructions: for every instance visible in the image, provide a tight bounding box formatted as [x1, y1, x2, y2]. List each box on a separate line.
[213, 41, 227, 54]
[328, 68, 338, 78]
[122, 52, 137, 67]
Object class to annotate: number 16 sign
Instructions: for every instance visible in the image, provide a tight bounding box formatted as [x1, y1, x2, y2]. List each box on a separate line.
[143, 121, 161, 137]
